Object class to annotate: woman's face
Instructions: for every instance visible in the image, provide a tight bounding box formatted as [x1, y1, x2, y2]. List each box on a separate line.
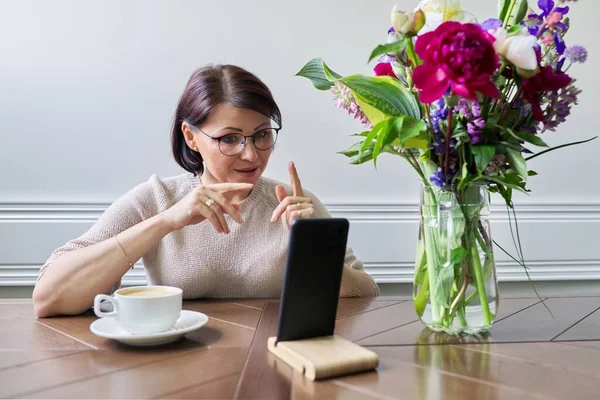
[182, 103, 275, 186]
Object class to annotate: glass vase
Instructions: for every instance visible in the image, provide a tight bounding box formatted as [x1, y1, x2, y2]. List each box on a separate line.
[413, 183, 499, 335]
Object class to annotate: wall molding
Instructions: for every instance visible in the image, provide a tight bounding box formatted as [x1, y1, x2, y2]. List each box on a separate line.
[2, 201, 599, 285]
[2, 201, 600, 221]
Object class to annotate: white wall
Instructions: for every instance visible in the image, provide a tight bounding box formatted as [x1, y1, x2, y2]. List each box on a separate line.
[1, 0, 599, 288]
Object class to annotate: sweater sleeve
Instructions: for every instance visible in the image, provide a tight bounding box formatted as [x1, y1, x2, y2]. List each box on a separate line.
[38, 192, 146, 293]
[307, 190, 380, 296]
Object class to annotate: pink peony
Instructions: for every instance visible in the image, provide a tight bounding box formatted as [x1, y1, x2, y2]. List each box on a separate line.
[413, 21, 501, 103]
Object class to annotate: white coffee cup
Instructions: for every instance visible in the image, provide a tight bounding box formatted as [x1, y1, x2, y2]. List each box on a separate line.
[93, 285, 182, 334]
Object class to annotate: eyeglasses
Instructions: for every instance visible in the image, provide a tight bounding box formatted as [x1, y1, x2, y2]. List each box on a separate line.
[192, 125, 280, 156]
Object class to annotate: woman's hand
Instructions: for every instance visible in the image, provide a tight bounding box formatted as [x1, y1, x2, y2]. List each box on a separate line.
[271, 162, 315, 231]
[162, 183, 254, 233]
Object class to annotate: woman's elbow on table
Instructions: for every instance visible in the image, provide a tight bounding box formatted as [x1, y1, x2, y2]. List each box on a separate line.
[32, 277, 92, 318]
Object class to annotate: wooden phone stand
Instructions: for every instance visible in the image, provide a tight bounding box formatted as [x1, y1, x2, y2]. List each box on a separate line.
[267, 335, 379, 381]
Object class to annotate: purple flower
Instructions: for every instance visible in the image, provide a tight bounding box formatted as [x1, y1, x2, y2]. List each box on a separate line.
[467, 123, 483, 144]
[538, 0, 570, 17]
[542, 84, 581, 132]
[429, 166, 458, 188]
[472, 102, 481, 117]
[428, 99, 447, 135]
[455, 99, 472, 118]
[564, 45, 588, 63]
[481, 18, 502, 31]
[430, 168, 445, 187]
[524, 0, 570, 54]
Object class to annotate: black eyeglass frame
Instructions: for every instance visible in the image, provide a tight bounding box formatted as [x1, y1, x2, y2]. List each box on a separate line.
[190, 124, 281, 156]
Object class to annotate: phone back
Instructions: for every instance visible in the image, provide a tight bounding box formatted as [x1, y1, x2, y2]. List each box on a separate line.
[276, 218, 349, 342]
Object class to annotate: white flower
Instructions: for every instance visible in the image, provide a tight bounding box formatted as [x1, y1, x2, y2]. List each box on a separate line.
[391, 6, 413, 34]
[491, 27, 538, 71]
[390, 6, 425, 35]
[417, 0, 462, 34]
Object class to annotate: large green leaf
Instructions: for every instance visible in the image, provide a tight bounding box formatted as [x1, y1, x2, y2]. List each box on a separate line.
[505, 147, 528, 182]
[368, 40, 406, 63]
[472, 145, 496, 173]
[498, 0, 512, 21]
[340, 75, 420, 120]
[295, 58, 342, 90]
[507, 0, 528, 27]
[389, 115, 428, 150]
[352, 93, 388, 126]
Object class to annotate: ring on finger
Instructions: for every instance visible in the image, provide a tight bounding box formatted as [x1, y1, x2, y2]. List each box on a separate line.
[205, 198, 215, 207]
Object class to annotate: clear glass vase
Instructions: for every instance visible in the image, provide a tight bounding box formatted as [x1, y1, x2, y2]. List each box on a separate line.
[413, 183, 499, 335]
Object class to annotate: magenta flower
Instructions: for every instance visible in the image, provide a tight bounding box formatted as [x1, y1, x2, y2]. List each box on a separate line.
[412, 21, 501, 103]
[373, 62, 397, 78]
[522, 66, 572, 122]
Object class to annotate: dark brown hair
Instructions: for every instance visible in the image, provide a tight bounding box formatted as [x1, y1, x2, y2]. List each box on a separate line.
[171, 64, 282, 175]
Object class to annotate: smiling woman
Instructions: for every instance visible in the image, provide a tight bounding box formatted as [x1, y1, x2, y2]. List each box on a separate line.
[31, 64, 379, 317]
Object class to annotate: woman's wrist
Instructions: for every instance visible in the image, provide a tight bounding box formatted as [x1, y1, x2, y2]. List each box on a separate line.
[152, 212, 178, 236]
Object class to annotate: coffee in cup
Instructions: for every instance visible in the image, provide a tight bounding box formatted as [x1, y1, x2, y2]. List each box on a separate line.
[93, 285, 182, 334]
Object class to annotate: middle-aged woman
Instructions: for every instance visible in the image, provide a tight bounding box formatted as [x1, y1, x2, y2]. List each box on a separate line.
[33, 64, 380, 317]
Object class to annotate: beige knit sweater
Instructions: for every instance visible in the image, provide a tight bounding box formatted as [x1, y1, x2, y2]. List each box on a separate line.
[40, 173, 379, 299]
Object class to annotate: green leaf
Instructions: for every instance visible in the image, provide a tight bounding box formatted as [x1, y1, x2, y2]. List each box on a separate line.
[353, 93, 388, 126]
[506, 129, 548, 147]
[414, 239, 427, 285]
[505, 147, 528, 182]
[349, 149, 374, 164]
[360, 124, 380, 155]
[508, 24, 522, 35]
[472, 145, 496, 173]
[339, 140, 376, 165]
[337, 141, 364, 157]
[451, 247, 469, 265]
[485, 174, 529, 193]
[508, 0, 528, 26]
[433, 265, 455, 308]
[295, 58, 341, 90]
[340, 74, 420, 120]
[461, 162, 469, 180]
[373, 119, 393, 167]
[498, 0, 511, 21]
[526, 136, 598, 161]
[368, 40, 406, 63]
[528, 170, 538, 176]
[390, 115, 428, 150]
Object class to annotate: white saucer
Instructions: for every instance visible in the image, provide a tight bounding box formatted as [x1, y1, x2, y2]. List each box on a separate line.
[90, 310, 209, 346]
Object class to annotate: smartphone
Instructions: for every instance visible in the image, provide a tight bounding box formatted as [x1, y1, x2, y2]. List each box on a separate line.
[275, 218, 350, 342]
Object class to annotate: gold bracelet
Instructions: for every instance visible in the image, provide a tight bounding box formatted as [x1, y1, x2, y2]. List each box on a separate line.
[115, 235, 135, 270]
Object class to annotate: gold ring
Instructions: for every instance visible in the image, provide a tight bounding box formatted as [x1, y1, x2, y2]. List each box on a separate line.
[296, 202, 301, 208]
[205, 199, 214, 207]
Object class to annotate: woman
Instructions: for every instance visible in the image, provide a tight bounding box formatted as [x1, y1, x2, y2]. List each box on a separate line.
[32, 65, 379, 317]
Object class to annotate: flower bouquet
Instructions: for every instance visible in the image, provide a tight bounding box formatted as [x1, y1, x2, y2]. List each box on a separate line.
[296, 0, 594, 334]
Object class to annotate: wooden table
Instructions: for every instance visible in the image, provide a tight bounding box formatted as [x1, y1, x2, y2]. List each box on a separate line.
[1, 296, 599, 399]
